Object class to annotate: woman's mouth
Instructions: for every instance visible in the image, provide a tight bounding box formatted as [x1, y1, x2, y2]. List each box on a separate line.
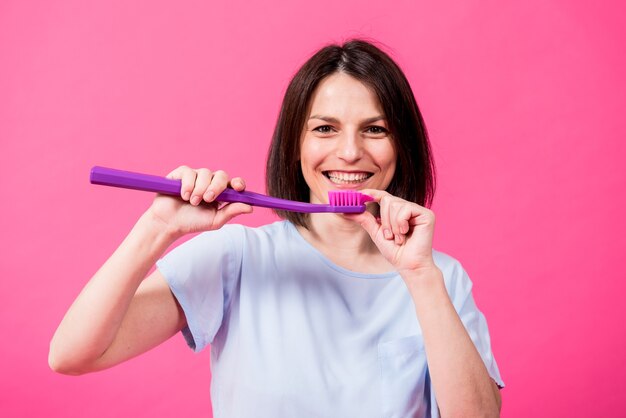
[323, 170, 373, 185]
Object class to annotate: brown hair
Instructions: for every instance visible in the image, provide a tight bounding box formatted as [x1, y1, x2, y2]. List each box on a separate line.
[266, 39, 436, 227]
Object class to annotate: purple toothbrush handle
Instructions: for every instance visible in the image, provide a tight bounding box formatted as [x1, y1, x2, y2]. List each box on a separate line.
[90, 166, 182, 195]
[90, 166, 277, 204]
[89, 166, 366, 213]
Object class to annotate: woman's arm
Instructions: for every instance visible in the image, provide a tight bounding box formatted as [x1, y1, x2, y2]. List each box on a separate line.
[347, 189, 501, 417]
[49, 212, 184, 374]
[49, 167, 252, 375]
[402, 267, 501, 417]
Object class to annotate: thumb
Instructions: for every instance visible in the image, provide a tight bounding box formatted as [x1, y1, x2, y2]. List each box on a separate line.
[213, 203, 253, 227]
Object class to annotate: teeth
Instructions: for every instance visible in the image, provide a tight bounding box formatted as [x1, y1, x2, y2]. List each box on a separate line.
[326, 171, 371, 184]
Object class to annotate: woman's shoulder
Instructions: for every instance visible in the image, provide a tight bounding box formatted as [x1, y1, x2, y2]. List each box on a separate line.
[432, 249, 463, 272]
[166, 221, 290, 265]
[432, 249, 474, 296]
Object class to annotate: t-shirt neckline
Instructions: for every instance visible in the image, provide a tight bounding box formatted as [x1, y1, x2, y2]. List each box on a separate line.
[283, 221, 399, 280]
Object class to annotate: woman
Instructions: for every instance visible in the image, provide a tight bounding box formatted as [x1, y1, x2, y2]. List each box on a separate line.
[50, 39, 504, 417]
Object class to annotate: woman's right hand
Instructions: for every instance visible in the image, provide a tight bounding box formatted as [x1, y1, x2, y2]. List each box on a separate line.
[148, 166, 253, 237]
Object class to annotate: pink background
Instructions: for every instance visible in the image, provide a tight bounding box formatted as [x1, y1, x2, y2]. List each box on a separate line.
[1, 1, 625, 416]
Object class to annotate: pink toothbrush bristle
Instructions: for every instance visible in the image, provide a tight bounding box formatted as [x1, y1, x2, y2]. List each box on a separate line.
[328, 190, 374, 206]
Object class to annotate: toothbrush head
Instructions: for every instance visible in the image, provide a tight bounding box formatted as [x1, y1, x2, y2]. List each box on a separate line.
[328, 190, 374, 207]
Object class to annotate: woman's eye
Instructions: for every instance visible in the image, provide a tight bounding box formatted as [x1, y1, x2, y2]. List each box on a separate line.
[313, 125, 334, 134]
[365, 126, 388, 135]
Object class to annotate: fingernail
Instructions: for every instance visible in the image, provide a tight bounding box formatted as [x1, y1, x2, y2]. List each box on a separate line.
[384, 229, 392, 239]
[205, 191, 215, 201]
[191, 196, 201, 205]
[183, 191, 191, 200]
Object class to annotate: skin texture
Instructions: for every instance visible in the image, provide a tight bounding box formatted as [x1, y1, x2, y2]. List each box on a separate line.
[49, 74, 500, 416]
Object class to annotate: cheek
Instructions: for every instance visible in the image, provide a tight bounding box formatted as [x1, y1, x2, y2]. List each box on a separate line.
[378, 143, 398, 185]
[300, 138, 325, 170]
[375, 143, 397, 169]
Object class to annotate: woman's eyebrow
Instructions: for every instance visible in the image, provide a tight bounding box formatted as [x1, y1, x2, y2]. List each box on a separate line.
[362, 115, 386, 124]
[308, 115, 340, 123]
[308, 115, 386, 123]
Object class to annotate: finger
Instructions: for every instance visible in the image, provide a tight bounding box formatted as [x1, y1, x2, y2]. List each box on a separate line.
[205, 170, 229, 202]
[418, 208, 436, 229]
[394, 204, 424, 246]
[378, 194, 393, 240]
[230, 177, 246, 192]
[178, 166, 197, 201]
[387, 201, 405, 246]
[358, 188, 388, 203]
[213, 203, 253, 226]
[165, 165, 192, 180]
[404, 206, 435, 228]
[389, 200, 405, 238]
[190, 168, 212, 206]
[165, 166, 184, 179]
[394, 232, 405, 246]
[391, 201, 419, 235]
[395, 205, 414, 235]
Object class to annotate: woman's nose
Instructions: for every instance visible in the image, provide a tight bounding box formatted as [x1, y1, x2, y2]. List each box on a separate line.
[336, 131, 363, 162]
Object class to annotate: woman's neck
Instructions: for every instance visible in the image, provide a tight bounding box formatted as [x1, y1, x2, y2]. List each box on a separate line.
[295, 213, 394, 274]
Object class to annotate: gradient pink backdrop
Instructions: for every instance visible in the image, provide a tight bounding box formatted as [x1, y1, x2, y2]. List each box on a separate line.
[1, 1, 625, 416]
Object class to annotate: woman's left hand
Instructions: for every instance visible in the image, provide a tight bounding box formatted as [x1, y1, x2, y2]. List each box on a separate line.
[345, 189, 437, 275]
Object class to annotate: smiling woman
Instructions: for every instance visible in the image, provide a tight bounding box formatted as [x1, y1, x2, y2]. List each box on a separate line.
[266, 40, 435, 228]
[300, 73, 397, 205]
[50, 39, 503, 417]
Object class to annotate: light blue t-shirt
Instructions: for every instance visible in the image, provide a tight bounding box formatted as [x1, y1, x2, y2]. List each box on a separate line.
[156, 220, 504, 417]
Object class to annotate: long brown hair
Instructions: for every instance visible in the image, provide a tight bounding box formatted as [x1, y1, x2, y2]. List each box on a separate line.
[266, 39, 436, 227]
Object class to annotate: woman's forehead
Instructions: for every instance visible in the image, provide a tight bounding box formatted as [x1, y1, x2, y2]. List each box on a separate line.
[307, 73, 384, 119]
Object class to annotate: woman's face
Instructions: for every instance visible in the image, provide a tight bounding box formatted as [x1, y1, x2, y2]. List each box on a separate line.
[300, 72, 397, 204]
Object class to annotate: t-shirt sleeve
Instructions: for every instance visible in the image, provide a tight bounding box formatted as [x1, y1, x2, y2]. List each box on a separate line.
[438, 256, 506, 389]
[156, 225, 243, 353]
